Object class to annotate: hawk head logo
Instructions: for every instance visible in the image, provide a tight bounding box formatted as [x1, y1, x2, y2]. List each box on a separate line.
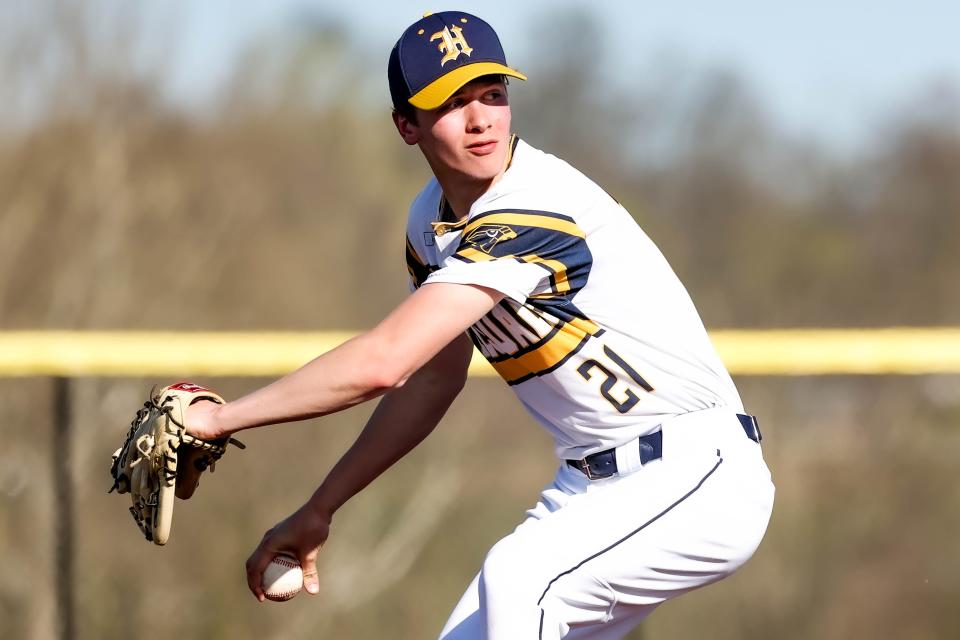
[464, 224, 517, 254]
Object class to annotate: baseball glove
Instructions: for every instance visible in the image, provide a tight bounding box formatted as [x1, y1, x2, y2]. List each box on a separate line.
[109, 382, 245, 545]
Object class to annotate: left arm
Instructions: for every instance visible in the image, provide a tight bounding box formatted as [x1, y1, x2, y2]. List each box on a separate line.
[188, 282, 502, 438]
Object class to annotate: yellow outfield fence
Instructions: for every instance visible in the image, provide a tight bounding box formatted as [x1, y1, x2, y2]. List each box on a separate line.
[6, 326, 960, 640]
[1, 328, 960, 377]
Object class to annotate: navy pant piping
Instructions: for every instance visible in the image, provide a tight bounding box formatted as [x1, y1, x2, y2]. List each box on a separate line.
[536, 454, 724, 638]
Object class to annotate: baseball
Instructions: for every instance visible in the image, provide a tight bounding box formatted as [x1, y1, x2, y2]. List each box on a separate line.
[262, 554, 304, 602]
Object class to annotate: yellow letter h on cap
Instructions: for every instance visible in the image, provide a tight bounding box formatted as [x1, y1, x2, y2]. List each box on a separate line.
[431, 25, 473, 66]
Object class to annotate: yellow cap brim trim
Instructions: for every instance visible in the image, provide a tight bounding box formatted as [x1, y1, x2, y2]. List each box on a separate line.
[408, 62, 528, 110]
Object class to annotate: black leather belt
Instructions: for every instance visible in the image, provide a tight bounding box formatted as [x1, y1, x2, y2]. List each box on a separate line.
[567, 413, 762, 480]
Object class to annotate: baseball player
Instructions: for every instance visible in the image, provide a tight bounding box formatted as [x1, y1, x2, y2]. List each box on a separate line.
[185, 11, 774, 639]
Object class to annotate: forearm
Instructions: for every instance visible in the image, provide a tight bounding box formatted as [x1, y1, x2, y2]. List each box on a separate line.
[215, 333, 394, 434]
[206, 283, 500, 437]
[306, 336, 472, 519]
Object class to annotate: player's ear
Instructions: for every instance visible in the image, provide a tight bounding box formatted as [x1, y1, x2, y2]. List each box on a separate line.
[392, 109, 420, 145]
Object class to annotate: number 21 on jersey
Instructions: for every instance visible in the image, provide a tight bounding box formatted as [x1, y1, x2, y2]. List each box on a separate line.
[577, 346, 654, 414]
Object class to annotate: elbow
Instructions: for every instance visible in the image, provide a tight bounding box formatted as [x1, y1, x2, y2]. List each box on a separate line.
[360, 357, 414, 393]
[361, 355, 466, 397]
[348, 333, 417, 393]
[370, 368, 411, 392]
[352, 332, 470, 396]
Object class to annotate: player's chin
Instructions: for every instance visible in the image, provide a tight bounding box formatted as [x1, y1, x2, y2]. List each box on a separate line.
[461, 156, 504, 181]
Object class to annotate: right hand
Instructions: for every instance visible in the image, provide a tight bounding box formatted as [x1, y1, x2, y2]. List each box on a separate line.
[245, 502, 332, 601]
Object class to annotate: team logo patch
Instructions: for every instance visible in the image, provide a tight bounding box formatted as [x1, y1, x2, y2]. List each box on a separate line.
[431, 24, 473, 66]
[464, 224, 517, 253]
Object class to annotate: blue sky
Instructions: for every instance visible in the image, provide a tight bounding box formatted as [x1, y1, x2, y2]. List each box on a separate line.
[162, 0, 960, 147]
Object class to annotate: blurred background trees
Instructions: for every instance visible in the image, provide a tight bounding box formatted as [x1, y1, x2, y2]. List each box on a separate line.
[1, 2, 959, 639]
[2, 2, 958, 332]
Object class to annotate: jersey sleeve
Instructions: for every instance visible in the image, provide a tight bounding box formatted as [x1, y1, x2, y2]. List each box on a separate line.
[404, 179, 443, 293]
[424, 209, 593, 303]
[405, 235, 432, 292]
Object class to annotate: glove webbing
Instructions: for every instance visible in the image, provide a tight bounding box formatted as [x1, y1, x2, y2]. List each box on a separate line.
[108, 400, 154, 494]
[107, 398, 245, 494]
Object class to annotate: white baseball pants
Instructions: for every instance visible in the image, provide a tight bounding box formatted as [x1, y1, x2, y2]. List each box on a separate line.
[438, 407, 775, 639]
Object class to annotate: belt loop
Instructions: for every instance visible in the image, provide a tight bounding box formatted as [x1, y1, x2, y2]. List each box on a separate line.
[737, 414, 762, 443]
[614, 436, 644, 474]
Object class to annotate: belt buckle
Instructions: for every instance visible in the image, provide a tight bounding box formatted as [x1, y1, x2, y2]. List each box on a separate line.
[579, 457, 595, 481]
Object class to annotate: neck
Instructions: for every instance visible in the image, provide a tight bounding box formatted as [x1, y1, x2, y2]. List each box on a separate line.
[427, 136, 514, 221]
[435, 172, 500, 221]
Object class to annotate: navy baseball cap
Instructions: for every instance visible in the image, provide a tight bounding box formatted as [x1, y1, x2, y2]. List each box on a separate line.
[388, 11, 527, 111]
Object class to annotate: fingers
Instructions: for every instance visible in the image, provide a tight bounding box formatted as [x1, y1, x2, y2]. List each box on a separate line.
[247, 549, 270, 602]
[183, 400, 224, 440]
[299, 546, 322, 595]
[246, 507, 330, 601]
[245, 530, 324, 600]
[245, 555, 267, 602]
[245, 533, 274, 602]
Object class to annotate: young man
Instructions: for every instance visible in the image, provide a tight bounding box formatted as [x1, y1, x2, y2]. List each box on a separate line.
[186, 11, 774, 639]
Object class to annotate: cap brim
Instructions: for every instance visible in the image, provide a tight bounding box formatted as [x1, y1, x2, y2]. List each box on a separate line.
[408, 62, 527, 110]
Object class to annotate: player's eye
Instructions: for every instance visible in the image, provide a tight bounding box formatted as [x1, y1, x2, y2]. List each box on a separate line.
[483, 89, 505, 103]
[441, 97, 465, 111]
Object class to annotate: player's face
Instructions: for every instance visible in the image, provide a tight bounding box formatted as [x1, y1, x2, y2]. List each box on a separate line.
[398, 78, 512, 186]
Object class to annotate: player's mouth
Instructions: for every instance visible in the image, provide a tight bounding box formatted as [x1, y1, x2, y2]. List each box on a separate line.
[467, 140, 498, 156]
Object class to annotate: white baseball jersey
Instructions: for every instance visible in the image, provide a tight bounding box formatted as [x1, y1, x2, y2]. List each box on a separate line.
[405, 136, 744, 459]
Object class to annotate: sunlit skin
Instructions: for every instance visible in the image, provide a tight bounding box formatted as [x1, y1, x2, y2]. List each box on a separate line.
[392, 77, 511, 219]
[185, 76, 514, 603]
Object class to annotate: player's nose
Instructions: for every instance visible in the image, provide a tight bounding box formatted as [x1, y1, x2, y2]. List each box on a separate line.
[464, 100, 492, 133]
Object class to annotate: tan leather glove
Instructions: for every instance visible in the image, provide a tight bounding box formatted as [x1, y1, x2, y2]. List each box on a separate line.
[109, 382, 244, 545]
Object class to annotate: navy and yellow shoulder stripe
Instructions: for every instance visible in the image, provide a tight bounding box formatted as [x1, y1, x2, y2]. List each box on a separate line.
[453, 209, 593, 299]
[405, 236, 434, 289]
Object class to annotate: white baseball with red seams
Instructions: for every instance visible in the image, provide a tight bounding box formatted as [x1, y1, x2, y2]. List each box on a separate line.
[262, 554, 303, 602]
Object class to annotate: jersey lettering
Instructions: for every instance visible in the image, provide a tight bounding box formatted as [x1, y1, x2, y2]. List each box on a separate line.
[513, 302, 558, 336]
[577, 346, 654, 413]
[468, 325, 498, 359]
[488, 303, 541, 349]
[577, 360, 641, 414]
[603, 345, 654, 391]
[473, 316, 519, 358]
